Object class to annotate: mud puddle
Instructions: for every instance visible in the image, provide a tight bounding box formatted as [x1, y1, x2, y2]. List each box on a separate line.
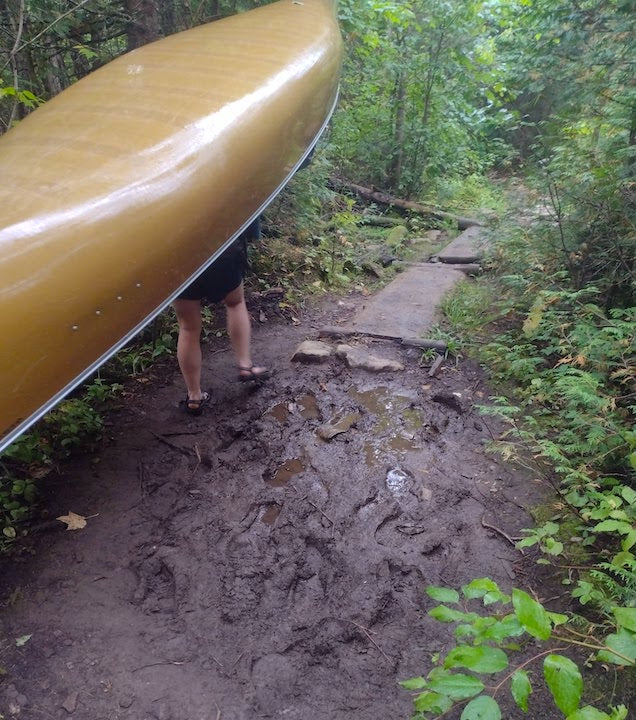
[0, 296, 552, 720]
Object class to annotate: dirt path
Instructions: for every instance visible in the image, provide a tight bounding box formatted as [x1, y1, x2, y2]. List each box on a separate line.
[0, 293, 551, 720]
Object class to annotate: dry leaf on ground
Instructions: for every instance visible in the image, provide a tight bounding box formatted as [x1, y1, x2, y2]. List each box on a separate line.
[56, 512, 87, 531]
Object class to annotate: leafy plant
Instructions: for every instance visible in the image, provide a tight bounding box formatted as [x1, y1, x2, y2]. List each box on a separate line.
[0, 376, 123, 549]
[402, 580, 633, 719]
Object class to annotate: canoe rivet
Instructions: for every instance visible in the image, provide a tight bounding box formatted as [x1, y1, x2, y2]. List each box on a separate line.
[116, 295, 123, 301]
[136, 282, 142, 288]
[71, 325, 79, 331]
[95, 310, 101, 316]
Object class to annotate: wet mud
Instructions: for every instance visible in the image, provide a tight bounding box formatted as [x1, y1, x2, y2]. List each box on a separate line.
[0, 296, 552, 720]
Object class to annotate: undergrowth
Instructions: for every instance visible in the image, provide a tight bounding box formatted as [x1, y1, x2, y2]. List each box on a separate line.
[409, 178, 635, 718]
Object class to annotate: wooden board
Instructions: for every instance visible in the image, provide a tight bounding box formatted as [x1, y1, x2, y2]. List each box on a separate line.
[0, 0, 342, 450]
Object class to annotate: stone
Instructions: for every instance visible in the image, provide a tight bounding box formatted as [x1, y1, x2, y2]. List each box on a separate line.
[432, 391, 465, 414]
[361, 260, 384, 278]
[335, 344, 404, 372]
[291, 340, 332, 363]
[61, 691, 78, 713]
[316, 412, 360, 440]
[119, 694, 134, 709]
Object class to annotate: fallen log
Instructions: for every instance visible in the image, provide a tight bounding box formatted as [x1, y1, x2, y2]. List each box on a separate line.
[329, 178, 482, 230]
[319, 326, 447, 351]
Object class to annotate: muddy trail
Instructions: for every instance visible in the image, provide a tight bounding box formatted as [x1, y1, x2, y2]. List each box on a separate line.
[0, 293, 553, 720]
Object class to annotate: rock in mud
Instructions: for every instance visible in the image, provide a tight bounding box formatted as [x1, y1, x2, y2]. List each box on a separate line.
[291, 340, 333, 363]
[317, 412, 361, 440]
[335, 344, 404, 372]
[62, 691, 78, 713]
[432, 391, 465, 414]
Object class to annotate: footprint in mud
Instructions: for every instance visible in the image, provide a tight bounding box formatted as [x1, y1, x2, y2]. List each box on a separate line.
[219, 534, 267, 623]
[251, 652, 301, 716]
[263, 457, 305, 487]
[374, 506, 409, 548]
[132, 551, 177, 614]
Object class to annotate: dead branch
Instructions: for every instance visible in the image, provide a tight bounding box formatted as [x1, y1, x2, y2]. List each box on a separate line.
[329, 177, 483, 230]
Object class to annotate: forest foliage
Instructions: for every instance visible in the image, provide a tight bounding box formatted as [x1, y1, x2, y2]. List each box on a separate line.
[0, 0, 634, 716]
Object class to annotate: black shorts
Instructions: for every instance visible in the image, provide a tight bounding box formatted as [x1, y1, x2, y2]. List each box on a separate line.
[177, 218, 259, 303]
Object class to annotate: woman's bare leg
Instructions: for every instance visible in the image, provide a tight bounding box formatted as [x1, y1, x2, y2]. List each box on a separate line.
[173, 298, 204, 401]
[224, 283, 268, 377]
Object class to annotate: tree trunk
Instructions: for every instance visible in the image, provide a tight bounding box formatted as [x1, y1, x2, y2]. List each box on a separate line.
[125, 0, 160, 51]
[388, 70, 406, 191]
[44, 39, 65, 96]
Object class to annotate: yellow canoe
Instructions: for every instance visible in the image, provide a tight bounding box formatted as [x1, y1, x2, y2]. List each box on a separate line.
[0, 0, 342, 451]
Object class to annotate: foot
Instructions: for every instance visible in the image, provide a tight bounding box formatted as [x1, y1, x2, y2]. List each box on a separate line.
[185, 391, 210, 416]
[238, 365, 271, 383]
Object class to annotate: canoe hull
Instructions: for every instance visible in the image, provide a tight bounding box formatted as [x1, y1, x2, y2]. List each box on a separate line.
[0, 0, 342, 450]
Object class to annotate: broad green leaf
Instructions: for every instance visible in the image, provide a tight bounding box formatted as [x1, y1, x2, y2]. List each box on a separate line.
[426, 586, 460, 604]
[462, 578, 501, 600]
[444, 645, 508, 674]
[460, 694, 502, 720]
[510, 669, 532, 712]
[593, 520, 632, 534]
[429, 605, 474, 623]
[622, 530, 636, 552]
[544, 537, 564, 555]
[547, 611, 569, 626]
[399, 676, 427, 690]
[427, 671, 484, 700]
[611, 551, 634, 567]
[608, 705, 628, 720]
[613, 608, 636, 633]
[597, 629, 636, 666]
[512, 589, 551, 640]
[566, 707, 611, 719]
[481, 615, 524, 643]
[483, 590, 511, 605]
[456, 623, 476, 638]
[516, 536, 539, 549]
[413, 691, 453, 713]
[543, 654, 582, 715]
[620, 486, 636, 505]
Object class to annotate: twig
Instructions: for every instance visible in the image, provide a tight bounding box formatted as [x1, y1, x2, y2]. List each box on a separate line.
[349, 620, 393, 664]
[479, 417, 498, 442]
[210, 654, 225, 670]
[480, 515, 521, 547]
[131, 660, 186, 673]
[490, 646, 569, 698]
[160, 430, 202, 437]
[213, 701, 221, 720]
[150, 431, 192, 458]
[192, 444, 202, 476]
[306, 499, 334, 526]
[291, 482, 335, 534]
[138, 460, 145, 499]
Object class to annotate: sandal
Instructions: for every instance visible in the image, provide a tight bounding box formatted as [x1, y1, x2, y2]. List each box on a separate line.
[184, 391, 211, 416]
[238, 365, 271, 383]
